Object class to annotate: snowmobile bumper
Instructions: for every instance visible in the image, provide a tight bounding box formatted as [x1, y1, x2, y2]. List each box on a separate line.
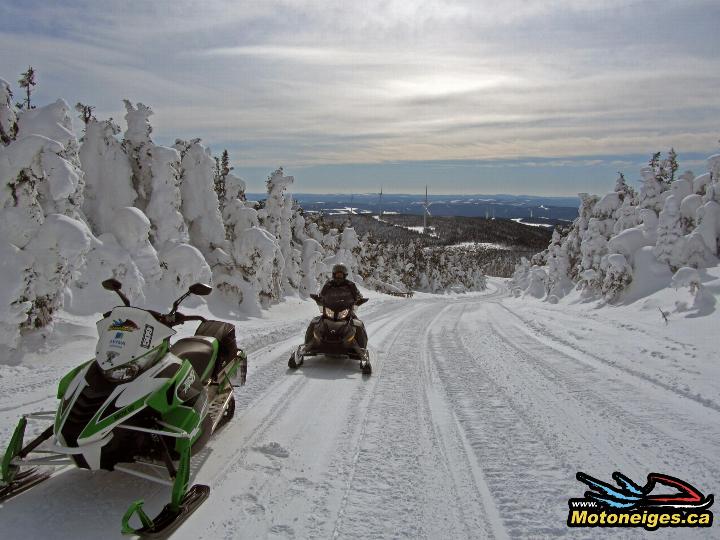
[305, 343, 367, 360]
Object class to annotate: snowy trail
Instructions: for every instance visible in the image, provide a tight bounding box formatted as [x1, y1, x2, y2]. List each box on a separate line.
[1, 281, 718, 538]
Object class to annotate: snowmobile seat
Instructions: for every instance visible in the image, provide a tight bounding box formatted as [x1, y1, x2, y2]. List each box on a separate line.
[194, 320, 238, 377]
[170, 337, 216, 382]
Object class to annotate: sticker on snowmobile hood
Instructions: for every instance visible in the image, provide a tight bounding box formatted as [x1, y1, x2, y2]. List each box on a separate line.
[108, 319, 140, 332]
[96, 307, 175, 369]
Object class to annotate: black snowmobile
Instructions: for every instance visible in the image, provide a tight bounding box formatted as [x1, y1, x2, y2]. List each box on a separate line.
[288, 288, 371, 374]
[1, 279, 247, 537]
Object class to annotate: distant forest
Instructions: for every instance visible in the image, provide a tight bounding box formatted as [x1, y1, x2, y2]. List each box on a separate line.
[321, 213, 552, 277]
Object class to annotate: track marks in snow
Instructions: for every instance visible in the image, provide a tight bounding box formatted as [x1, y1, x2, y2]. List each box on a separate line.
[330, 302, 506, 539]
[480, 305, 720, 483]
[495, 303, 720, 413]
[184, 300, 423, 540]
[428, 305, 569, 537]
[420, 305, 510, 540]
[448, 299, 720, 537]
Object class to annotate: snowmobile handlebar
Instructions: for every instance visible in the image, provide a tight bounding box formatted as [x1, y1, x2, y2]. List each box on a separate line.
[173, 313, 207, 324]
[154, 311, 207, 327]
[100, 310, 207, 327]
[310, 294, 368, 307]
[100, 280, 211, 326]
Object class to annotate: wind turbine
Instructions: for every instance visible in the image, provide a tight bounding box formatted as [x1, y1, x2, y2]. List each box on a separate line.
[345, 194, 354, 227]
[422, 185, 432, 233]
[378, 186, 383, 219]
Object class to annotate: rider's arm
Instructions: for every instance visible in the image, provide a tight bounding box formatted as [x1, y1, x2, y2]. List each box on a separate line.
[349, 282, 364, 303]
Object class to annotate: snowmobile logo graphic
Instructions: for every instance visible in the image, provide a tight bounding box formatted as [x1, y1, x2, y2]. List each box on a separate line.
[140, 324, 154, 349]
[108, 319, 139, 332]
[179, 369, 196, 398]
[568, 471, 713, 530]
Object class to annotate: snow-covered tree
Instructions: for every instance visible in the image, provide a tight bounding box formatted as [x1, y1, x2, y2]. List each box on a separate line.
[0, 96, 94, 344]
[259, 167, 297, 291]
[638, 166, 666, 214]
[512, 147, 720, 304]
[0, 78, 18, 145]
[525, 266, 548, 298]
[79, 117, 136, 234]
[601, 254, 632, 301]
[300, 238, 326, 296]
[678, 230, 711, 269]
[122, 100, 188, 250]
[173, 138, 226, 255]
[546, 229, 573, 298]
[654, 196, 684, 270]
[16, 99, 85, 217]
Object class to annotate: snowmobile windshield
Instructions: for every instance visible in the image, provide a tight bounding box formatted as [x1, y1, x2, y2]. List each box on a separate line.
[321, 288, 355, 311]
[95, 307, 176, 382]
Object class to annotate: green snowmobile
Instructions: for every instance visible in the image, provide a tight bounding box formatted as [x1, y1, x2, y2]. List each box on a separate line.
[0, 279, 247, 537]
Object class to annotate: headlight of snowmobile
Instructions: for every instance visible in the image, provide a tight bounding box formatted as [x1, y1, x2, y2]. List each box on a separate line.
[324, 307, 335, 318]
[102, 347, 162, 382]
[104, 362, 140, 382]
[337, 308, 350, 320]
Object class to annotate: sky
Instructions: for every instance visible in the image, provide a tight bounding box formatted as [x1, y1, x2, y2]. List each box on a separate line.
[1, 0, 719, 195]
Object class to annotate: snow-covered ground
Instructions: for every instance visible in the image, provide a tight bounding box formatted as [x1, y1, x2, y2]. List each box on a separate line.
[448, 241, 510, 250]
[404, 225, 436, 235]
[511, 217, 554, 228]
[1, 279, 719, 538]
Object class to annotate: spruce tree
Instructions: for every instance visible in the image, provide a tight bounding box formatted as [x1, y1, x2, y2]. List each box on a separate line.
[18, 66, 36, 109]
[667, 148, 678, 183]
[75, 102, 95, 126]
[213, 149, 232, 212]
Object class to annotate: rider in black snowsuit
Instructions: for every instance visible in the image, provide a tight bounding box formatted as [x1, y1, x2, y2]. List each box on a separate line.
[320, 264, 364, 304]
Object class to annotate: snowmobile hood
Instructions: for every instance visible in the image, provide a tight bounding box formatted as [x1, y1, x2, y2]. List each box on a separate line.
[96, 307, 175, 370]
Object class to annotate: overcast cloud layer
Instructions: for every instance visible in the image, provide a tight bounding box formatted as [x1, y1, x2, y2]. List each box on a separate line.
[1, 0, 719, 194]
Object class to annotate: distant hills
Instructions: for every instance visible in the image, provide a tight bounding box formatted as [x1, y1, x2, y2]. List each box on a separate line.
[247, 192, 580, 225]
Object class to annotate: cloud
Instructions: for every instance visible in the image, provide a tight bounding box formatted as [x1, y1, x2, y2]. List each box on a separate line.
[1, 0, 718, 184]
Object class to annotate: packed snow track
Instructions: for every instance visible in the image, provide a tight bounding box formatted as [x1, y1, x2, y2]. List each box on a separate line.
[1, 279, 718, 539]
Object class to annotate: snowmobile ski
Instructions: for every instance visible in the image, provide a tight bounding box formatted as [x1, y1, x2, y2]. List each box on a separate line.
[122, 484, 210, 538]
[0, 467, 53, 504]
[288, 346, 304, 369]
[360, 359, 372, 375]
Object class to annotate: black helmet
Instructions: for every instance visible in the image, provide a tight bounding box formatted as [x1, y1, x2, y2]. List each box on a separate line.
[332, 264, 348, 280]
